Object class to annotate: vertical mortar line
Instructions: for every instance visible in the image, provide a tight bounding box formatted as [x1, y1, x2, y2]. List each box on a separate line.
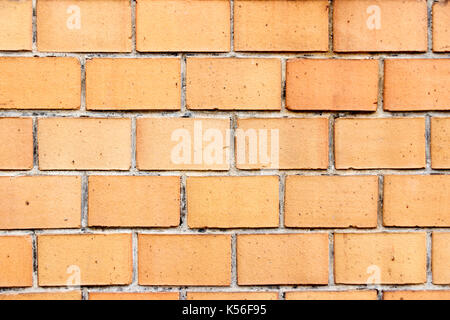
[426, 231, 433, 285]
[425, 115, 432, 172]
[281, 58, 287, 114]
[377, 58, 385, 115]
[32, 232, 38, 288]
[132, 232, 138, 286]
[81, 174, 88, 230]
[327, 115, 336, 173]
[377, 175, 384, 229]
[328, 232, 335, 286]
[427, 0, 434, 53]
[231, 233, 237, 288]
[32, 0, 37, 53]
[131, 117, 137, 172]
[131, 0, 137, 54]
[181, 54, 187, 113]
[230, 114, 237, 173]
[80, 55, 87, 112]
[278, 173, 286, 229]
[180, 174, 187, 230]
[32, 117, 39, 171]
[180, 289, 187, 300]
[230, 0, 235, 53]
[328, 0, 334, 53]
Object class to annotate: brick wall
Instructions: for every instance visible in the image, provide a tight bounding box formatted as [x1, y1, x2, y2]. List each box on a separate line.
[0, 0, 449, 301]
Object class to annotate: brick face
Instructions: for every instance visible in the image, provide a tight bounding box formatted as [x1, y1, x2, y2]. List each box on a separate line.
[186, 58, 281, 110]
[234, 0, 329, 51]
[384, 59, 450, 111]
[0, 236, 33, 287]
[86, 58, 181, 110]
[0, 0, 32, 51]
[89, 292, 179, 300]
[0, 57, 81, 110]
[0, 291, 82, 300]
[431, 118, 450, 169]
[37, 0, 132, 52]
[335, 118, 426, 169]
[285, 291, 378, 300]
[136, 0, 230, 52]
[333, 0, 428, 52]
[0, 118, 33, 170]
[237, 234, 329, 285]
[433, 1, 450, 52]
[432, 233, 450, 285]
[187, 292, 279, 300]
[286, 59, 379, 111]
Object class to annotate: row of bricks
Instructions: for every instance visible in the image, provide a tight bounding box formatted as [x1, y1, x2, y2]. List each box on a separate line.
[1, 233, 450, 286]
[0, 57, 449, 111]
[4, 290, 450, 300]
[1, 0, 449, 53]
[1, 174, 450, 229]
[1, 117, 449, 170]
[5, 290, 450, 300]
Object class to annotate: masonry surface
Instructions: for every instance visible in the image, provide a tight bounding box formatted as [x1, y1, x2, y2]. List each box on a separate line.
[0, 0, 449, 301]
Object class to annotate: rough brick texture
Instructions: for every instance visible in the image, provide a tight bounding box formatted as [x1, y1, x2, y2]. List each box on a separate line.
[0, 0, 32, 51]
[0, 236, 33, 287]
[0, 118, 33, 169]
[433, 1, 450, 52]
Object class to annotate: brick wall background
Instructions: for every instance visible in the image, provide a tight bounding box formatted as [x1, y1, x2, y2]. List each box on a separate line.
[0, 0, 449, 300]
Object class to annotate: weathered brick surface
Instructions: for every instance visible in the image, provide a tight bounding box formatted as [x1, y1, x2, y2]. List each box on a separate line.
[0, 291, 82, 300]
[432, 233, 450, 284]
[89, 292, 179, 300]
[431, 118, 450, 169]
[285, 291, 378, 300]
[187, 292, 279, 300]
[433, 1, 450, 52]
[0, 118, 33, 170]
[0, 0, 32, 51]
[0, 236, 33, 287]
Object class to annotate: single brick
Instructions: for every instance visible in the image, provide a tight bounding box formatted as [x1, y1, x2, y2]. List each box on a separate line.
[186, 58, 281, 110]
[431, 118, 450, 169]
[0, 176, 81, 230]
[384, 59, 450, 111]
[0, 57, 80, 110]
[432, 233, 450, 284]
[38, 234, 132, 286]
[285, 176, 378, 228]
[37, 0, 131, 52]
[237, 234, 329, 285]
[234, 0, 329, 51]
[136, 118, 230, 170]
[384, 291, 450, 300]
[136, 0, 230, 52]
[285, 291, 378, 300]
[89, 292, 179, 300]
[86, 58, 181, 110]
[187, 292, 279, 300]
[236, 118, 329, 169]
[286, 59, 379, 111]
[0, 291, 81, 300]
[187, 176, 279, 229]
[334, 0, 428, 52]
[0, 0, 32, 50]
[139, 234, 231, 286]
[0, 118, 33, 170]
[88, 176, 180, 228]
[334, 233, 427, 284]
[38, 118, 131, 170]
[433, 1, 450, 52]
[384, 175, 450, 227]
[335, 118, 426, 169]
[0, 236, 32, 287]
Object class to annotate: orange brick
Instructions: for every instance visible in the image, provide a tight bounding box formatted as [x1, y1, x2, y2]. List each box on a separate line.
[136, 118, 230, 170]
[0, 118, 33, 170]
[334, 0, 428, 52]
[384, 291, 450, 300]
[433, 1, 450, 52]
[285, 176, 378, 228]
[286, 59, 379, 111]
[38, 234, 132, 286]
[431, 118, 450, 169]
[234, 0, 329, 51]
[138, 234, 231, 286]
[0, 0, 32, 50]
[285, 291, 378, 300]
[89, 292, 179, 300]
[186, 58, 281, 110]
[0, 291, 81, 300]
[136, 0, 230, 52]
[384, 175, 450, 227]
[384, 59, 450, 111]
[37, 0, 131, 52]
[38, 118, 131, 170]
[237, 234, 329, 285]
[432, 233, 450, 284]
[0, 57, 80, 110]
[236, 118, 328, 169]
[334, 233, 427, 284]
[187, 292, 279, 300]
[86, 58, 181, 111]
[187, 176, 279, 229]
[0, 176, 81, 230]
[335, 118, 426, 169]
[0, 236, 32, 287]
[88, 176, 180, 228]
